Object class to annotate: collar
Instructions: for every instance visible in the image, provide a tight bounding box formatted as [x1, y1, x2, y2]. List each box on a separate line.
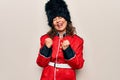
[56, 32, 67, 37]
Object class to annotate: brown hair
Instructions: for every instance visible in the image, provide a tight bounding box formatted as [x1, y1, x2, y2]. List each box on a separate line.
[47, 22, 76, 39]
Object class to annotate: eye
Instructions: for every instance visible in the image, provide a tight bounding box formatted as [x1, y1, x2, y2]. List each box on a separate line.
[53, 18, 57, 21]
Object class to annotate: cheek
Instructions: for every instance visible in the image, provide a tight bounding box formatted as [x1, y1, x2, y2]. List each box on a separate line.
[53, 21, 57, 26]
[64, 21, 67, 27]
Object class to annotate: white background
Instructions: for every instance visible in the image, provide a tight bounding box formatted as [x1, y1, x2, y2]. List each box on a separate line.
[0, 0, 120, 80]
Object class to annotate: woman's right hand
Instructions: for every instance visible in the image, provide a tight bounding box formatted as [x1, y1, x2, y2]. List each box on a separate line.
[45, 38, 53, 48]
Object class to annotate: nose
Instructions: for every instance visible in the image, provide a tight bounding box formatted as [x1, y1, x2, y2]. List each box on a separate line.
[53, 17, 62, 23]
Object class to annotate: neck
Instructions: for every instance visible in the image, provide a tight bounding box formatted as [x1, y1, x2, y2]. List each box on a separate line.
[58, 31, 66, 38]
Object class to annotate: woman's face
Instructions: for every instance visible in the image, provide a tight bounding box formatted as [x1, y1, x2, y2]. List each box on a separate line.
[53, 16, 67, 33]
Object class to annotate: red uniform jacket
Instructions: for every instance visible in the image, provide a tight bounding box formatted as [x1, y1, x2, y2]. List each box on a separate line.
[36, 34, 84, 80]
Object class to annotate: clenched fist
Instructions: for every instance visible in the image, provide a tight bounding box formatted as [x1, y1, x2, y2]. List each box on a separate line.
[62, 40, 70, 50]
[45, 38, 53, 48]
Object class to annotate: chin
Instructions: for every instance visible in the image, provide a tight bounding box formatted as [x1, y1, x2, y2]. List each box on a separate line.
[58, 29, 66, 32]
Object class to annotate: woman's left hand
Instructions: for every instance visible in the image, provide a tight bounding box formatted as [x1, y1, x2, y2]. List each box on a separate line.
[62, 40, 70, 50]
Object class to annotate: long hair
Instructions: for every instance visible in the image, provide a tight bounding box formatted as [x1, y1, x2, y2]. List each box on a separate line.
[47, 22, 76, 39]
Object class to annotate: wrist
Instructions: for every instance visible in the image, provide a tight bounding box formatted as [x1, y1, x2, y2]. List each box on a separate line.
[46, 44, 52, 48]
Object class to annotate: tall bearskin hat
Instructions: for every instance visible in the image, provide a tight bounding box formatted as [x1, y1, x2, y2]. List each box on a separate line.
[45, 0, 71, 27]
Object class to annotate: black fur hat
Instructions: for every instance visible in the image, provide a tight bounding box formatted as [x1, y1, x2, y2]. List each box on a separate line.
[45, 0, 71, 27]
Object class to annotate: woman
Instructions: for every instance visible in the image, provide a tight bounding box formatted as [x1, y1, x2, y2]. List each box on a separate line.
[36, 0, 84, 80]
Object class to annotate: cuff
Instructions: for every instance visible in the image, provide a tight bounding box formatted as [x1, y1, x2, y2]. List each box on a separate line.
[39, 45, 52, 57]
[63, 46, 75, 60]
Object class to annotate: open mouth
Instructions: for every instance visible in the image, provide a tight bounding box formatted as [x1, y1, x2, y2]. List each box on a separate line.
[57, 22, 64, 28]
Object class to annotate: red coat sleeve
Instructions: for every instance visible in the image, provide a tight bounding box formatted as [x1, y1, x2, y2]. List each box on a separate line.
[65, 35, 84, 69]
[36, 35, 51, 67]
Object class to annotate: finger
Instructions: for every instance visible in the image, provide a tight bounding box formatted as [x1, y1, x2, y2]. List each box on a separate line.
[63, 40, 70, 45]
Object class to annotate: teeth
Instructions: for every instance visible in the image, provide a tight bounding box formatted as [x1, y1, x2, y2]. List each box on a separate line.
[57, 22, 63, 26]
[58, 24, 62, 26]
